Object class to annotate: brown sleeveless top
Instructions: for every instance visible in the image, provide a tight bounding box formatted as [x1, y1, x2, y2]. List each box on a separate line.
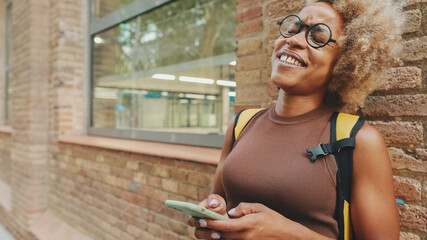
[222, 106, 339, 238]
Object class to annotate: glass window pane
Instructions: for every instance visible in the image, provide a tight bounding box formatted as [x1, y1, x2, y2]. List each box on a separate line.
[92, 0, 136, 20]
[91, 0, 236, 136]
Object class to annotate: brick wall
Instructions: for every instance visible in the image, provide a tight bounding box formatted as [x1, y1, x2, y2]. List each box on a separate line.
[7, 0, 50, 239]
[0, 132, 11, 183]
[49, 143, 214, 240]
[235, 0, 427, 239]
[0, 0, 5, 123]
[366, 1, 427, 239]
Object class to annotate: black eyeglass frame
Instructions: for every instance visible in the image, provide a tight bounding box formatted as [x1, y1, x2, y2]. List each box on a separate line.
[277, 14, 336, 49]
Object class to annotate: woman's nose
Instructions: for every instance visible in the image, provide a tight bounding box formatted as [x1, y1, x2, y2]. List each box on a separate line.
[287, 32, 307, 50]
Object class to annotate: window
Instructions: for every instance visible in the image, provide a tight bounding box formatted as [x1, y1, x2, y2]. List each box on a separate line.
[89, 0, 236, 147]
[4, 0, 12, 124]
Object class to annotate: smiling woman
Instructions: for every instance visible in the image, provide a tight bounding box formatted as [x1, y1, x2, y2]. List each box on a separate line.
[187, 0, 404, 239]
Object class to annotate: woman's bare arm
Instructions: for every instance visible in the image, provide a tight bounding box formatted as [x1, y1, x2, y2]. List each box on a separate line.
[351, 123, 400, 239]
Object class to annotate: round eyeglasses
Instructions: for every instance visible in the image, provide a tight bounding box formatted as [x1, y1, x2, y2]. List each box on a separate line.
[277, 15, 336, 49]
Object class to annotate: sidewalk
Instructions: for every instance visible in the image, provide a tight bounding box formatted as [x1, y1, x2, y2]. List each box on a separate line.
[0, 224, 15, 240]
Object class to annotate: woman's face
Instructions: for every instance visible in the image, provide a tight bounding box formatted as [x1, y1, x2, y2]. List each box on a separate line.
[271, 2, 344, 96]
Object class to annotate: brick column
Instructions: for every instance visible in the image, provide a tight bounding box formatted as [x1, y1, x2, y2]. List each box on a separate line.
[49, 0, 86, 137]
[9, 0, 50, 237]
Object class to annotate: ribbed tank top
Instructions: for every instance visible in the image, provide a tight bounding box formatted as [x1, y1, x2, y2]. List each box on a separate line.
[222, 105, 339, 238]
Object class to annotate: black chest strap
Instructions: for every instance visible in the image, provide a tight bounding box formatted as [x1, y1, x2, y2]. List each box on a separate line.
[306, 137, 356, 162]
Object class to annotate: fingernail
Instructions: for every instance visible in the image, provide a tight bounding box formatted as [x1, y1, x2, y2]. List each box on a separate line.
[228, 208, 235, 215]
[211, 232, 220, 239]
[199, 219, 207, 227]
[209, 199, 219, 207]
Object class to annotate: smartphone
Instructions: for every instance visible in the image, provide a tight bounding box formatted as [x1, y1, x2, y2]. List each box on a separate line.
[165, 200, 227, 220]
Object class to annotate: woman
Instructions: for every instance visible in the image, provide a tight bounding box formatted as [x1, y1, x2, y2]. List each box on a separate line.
[188, 0, 403, 239]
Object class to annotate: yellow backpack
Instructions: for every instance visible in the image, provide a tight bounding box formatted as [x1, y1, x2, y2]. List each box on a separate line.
[232, 108, 366, 240]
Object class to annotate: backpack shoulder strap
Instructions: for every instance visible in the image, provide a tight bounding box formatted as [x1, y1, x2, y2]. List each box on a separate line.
[306, 112, 365, 162]
[331, 112, 365, 240]
[232, 108, 265, 147]
[332, 112, 365, 142]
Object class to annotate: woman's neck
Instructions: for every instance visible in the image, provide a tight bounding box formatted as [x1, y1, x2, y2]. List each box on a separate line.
[274, 90, 325, 117]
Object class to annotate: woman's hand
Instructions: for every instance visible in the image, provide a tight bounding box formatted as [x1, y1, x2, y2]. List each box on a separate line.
[187, 194, 229, 239]
[199, 202, 334, 240]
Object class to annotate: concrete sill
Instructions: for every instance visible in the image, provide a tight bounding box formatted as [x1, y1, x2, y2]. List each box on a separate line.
[58, 135, 221, 165]
[0, 125, 12, 134]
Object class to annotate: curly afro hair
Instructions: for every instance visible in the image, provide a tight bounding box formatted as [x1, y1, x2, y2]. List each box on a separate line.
[307, 0, 404, 110]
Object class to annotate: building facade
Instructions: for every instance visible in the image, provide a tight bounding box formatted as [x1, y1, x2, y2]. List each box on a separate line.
[0, 0, 425, 239]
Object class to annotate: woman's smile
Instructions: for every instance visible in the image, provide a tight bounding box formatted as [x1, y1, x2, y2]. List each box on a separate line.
[276, 50, 307, 69]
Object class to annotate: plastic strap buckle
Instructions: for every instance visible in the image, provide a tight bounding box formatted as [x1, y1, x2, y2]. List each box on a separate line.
[306, 144, 328, 162]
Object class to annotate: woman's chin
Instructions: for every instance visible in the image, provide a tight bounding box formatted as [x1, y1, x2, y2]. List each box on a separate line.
[271, 75, 299, 89]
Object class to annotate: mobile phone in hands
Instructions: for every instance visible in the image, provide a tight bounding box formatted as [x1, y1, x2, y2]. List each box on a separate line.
[165, 200, 227, 220]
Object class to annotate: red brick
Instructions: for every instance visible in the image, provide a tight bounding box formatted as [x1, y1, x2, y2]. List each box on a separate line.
[236, 84, 270, 105]
[402, 36, 427, 62]
[147, 176, 162, 188]
[147, 199, 163, 212]
[398, 204, 427, 232]
[169, 168, 188, 181]
[159, 158, 175, 167]
[176, 160, 196, 170]
[362, 94, 427, 117]
[236, 0, 263, 8]
[376, 67, 422, 91]
[168, 219, 188, 235]
[195, 164, 217, 175]
[237, 39, 262, 57]
[389, 148, 427, 173]
[403, 9, 422, 34]
[152, 189, 169, 202]
[267, 0, 305, 17]
[236, 6, 263, 23]
[153, 165, 170, 178]
[178, 183, 198, 199]
[236, 19, 263, 37]
[235, 69, 261, 86]
[400, 232, 421, 240]
[162, 178, 178, 193]
[187, 172, 212, 187]
[162, 231, 181, 240]
[415, 148, 427, 161]
[236, 53, 268, 71]
[393, 176, 422, 202]
[369, 121, 423, 146]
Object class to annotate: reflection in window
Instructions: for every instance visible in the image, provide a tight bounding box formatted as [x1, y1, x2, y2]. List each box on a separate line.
[92, 0, 135, 20]
[91, 0, 236, 136]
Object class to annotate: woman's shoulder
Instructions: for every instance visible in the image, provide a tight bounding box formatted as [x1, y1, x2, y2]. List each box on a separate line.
[353, 122, 390, 170]
[355, 122, 385, 148]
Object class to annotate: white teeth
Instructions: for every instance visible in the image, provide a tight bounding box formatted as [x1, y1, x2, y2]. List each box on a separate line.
[279, 54, 302, 67]
[280, 55, 286, 62]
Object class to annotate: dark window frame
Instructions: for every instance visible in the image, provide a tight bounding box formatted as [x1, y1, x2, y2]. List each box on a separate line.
[88, 0, 236, 148]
